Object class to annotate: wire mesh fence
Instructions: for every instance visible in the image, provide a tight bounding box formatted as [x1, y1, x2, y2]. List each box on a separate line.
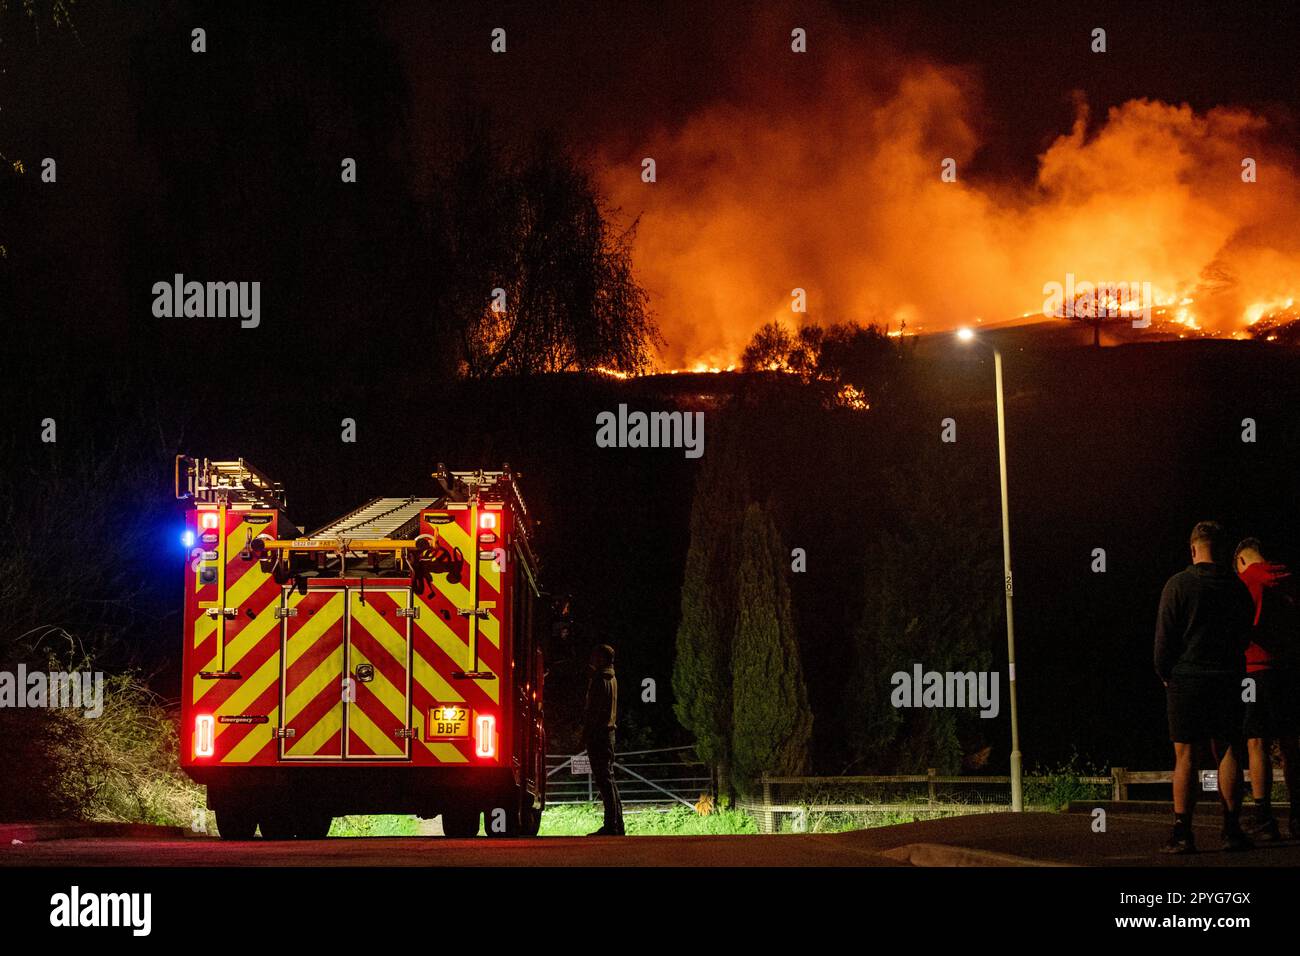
[546, 745, 713, 810]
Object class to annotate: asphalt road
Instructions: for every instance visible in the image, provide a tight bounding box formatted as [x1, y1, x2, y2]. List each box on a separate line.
[7, 808, 1300, 867]
[3, 832, 901, 867]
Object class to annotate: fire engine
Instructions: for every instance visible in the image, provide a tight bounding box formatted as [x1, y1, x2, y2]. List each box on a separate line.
[175, 456, 546, 839]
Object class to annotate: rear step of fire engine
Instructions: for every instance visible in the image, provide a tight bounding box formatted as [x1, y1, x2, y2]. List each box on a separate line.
[309, 496, 438, 541]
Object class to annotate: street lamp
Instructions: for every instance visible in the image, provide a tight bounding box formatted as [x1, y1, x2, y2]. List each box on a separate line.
[957, 327, 1023, 812]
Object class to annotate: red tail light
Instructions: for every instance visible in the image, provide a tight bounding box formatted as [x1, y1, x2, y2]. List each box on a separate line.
[475, 714, 496, 759]
[479, 511, 497, 530]
[194, 714, 215, 758]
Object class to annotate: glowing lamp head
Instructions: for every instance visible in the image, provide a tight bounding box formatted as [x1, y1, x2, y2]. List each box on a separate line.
[200, 512, 219, 530]
[475, 714, 497, 759]
[956, 327, 976, 343]
[181, 530, 196, 548]
[479, 511, 497, 530]
[194, 714, 215, 758]
[441, 706, 456, 720]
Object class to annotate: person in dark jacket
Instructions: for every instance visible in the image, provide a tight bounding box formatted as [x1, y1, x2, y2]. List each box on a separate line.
[1234, 537, 1300, 840]
[583, 644, 624, 836]
[1154, 520, 1256, 854]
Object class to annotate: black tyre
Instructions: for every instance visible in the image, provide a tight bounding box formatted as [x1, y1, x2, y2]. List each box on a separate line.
[483, 804, 517, 837]
[259, 810, 296, 840]
[520, 802, 542, 837]
[485, 787, 539, 837]
[214, 807, 257, 841]
[296, 811, 332, 840]
[441, 806, 480, 838]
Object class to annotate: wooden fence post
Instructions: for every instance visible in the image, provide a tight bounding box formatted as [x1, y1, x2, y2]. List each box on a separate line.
[927, 768, 936, 804]
[1111, 767, 1127, 802]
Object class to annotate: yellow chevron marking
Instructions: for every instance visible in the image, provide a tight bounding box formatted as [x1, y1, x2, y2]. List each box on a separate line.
[213, 650, 282, 738]
[281, 595, 346, 757]
[284, 592, 345, 672]
[414, 608, 498, 704]
[431, 520, 474, 603]
[434, 516, 502, 650]
[224, 602, 281, 671]
[349, 596, 409, 671]
[192, 645, 223, 706]
[283, 635, 344, 726]
[478, 609, 500, 649]
[411, 646, 461, 703]
[222, 705, 279, 763]
[414, 601, 470, 670]
[474, 674, 498, 703]
[222, 561, 271, 616]
[193, 604, 279, 707]
[193, 612, 216, 649]
[348, 644, 407, 724]
[284, 684, 343, 758]
[347, 700, 403, 757]
[422, 740, 469, 763]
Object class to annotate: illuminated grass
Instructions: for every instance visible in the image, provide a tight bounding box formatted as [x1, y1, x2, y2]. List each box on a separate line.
[539, 803, 757, 835]
[329, 815, 423, 837]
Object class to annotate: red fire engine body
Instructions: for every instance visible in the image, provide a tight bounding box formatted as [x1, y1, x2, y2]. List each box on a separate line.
[176, 457, 546, 839]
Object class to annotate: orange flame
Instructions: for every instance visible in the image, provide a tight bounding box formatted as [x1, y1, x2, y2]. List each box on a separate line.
[600, 27, 1300, 367]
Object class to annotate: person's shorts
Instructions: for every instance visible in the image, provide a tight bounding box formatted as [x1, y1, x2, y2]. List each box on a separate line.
[1243, 668, 1300, 739]
[1167, 673, 1245, 743]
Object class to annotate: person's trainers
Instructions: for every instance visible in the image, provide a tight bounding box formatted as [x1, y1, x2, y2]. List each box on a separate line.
[1220, 829, 1254, 852]
[1160, 827, 1196, 855]
[1248, 816, 1282, 842]
[586, 826, 614, 837]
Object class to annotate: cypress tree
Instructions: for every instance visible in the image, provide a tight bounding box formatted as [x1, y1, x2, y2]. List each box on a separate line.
[672, 416, 747, 801]
[730, 501, 813, 796]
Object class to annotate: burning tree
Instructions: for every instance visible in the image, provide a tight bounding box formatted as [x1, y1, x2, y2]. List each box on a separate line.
[431, 119, 661, 378]
[740, 320, 911, 407]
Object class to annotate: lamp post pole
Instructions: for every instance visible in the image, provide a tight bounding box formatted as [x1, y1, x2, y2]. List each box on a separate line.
[992, 347, 1023, 812]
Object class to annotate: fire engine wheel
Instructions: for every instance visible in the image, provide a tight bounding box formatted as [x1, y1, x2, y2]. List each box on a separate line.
[215, 808, 258, 841]
[296, 812, 333, 840]
[258, 810, 297, 840]
[440, 807, 481, 838]
[520, 803, 542, 837]
[485, 788, 538, 838]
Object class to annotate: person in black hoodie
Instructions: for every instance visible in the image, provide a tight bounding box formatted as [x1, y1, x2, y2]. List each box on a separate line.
[1154, 520, 1256, 854]
[583, 644, 624, 836]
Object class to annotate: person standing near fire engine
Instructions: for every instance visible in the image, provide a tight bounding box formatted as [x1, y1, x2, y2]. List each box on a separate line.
[583, 644, 624, 836]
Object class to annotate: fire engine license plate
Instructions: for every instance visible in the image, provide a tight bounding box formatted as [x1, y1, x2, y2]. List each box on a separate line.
[429, 705, 470, 737]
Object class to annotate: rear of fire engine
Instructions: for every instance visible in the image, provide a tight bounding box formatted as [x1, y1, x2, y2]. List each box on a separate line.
[176, 457, 546, 839]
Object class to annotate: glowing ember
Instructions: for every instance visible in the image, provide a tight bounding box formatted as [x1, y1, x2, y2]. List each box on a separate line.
[836, 383, 870, 411]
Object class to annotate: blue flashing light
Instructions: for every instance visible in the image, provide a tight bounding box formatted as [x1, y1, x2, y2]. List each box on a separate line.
[181, 530, 196, 548]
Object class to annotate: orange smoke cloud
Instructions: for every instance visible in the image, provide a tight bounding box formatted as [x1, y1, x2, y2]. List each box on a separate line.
[599, 31, 1300, 367]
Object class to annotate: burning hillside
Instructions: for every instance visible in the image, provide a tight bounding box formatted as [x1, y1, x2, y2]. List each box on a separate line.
[598, 19, 1300, 369]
